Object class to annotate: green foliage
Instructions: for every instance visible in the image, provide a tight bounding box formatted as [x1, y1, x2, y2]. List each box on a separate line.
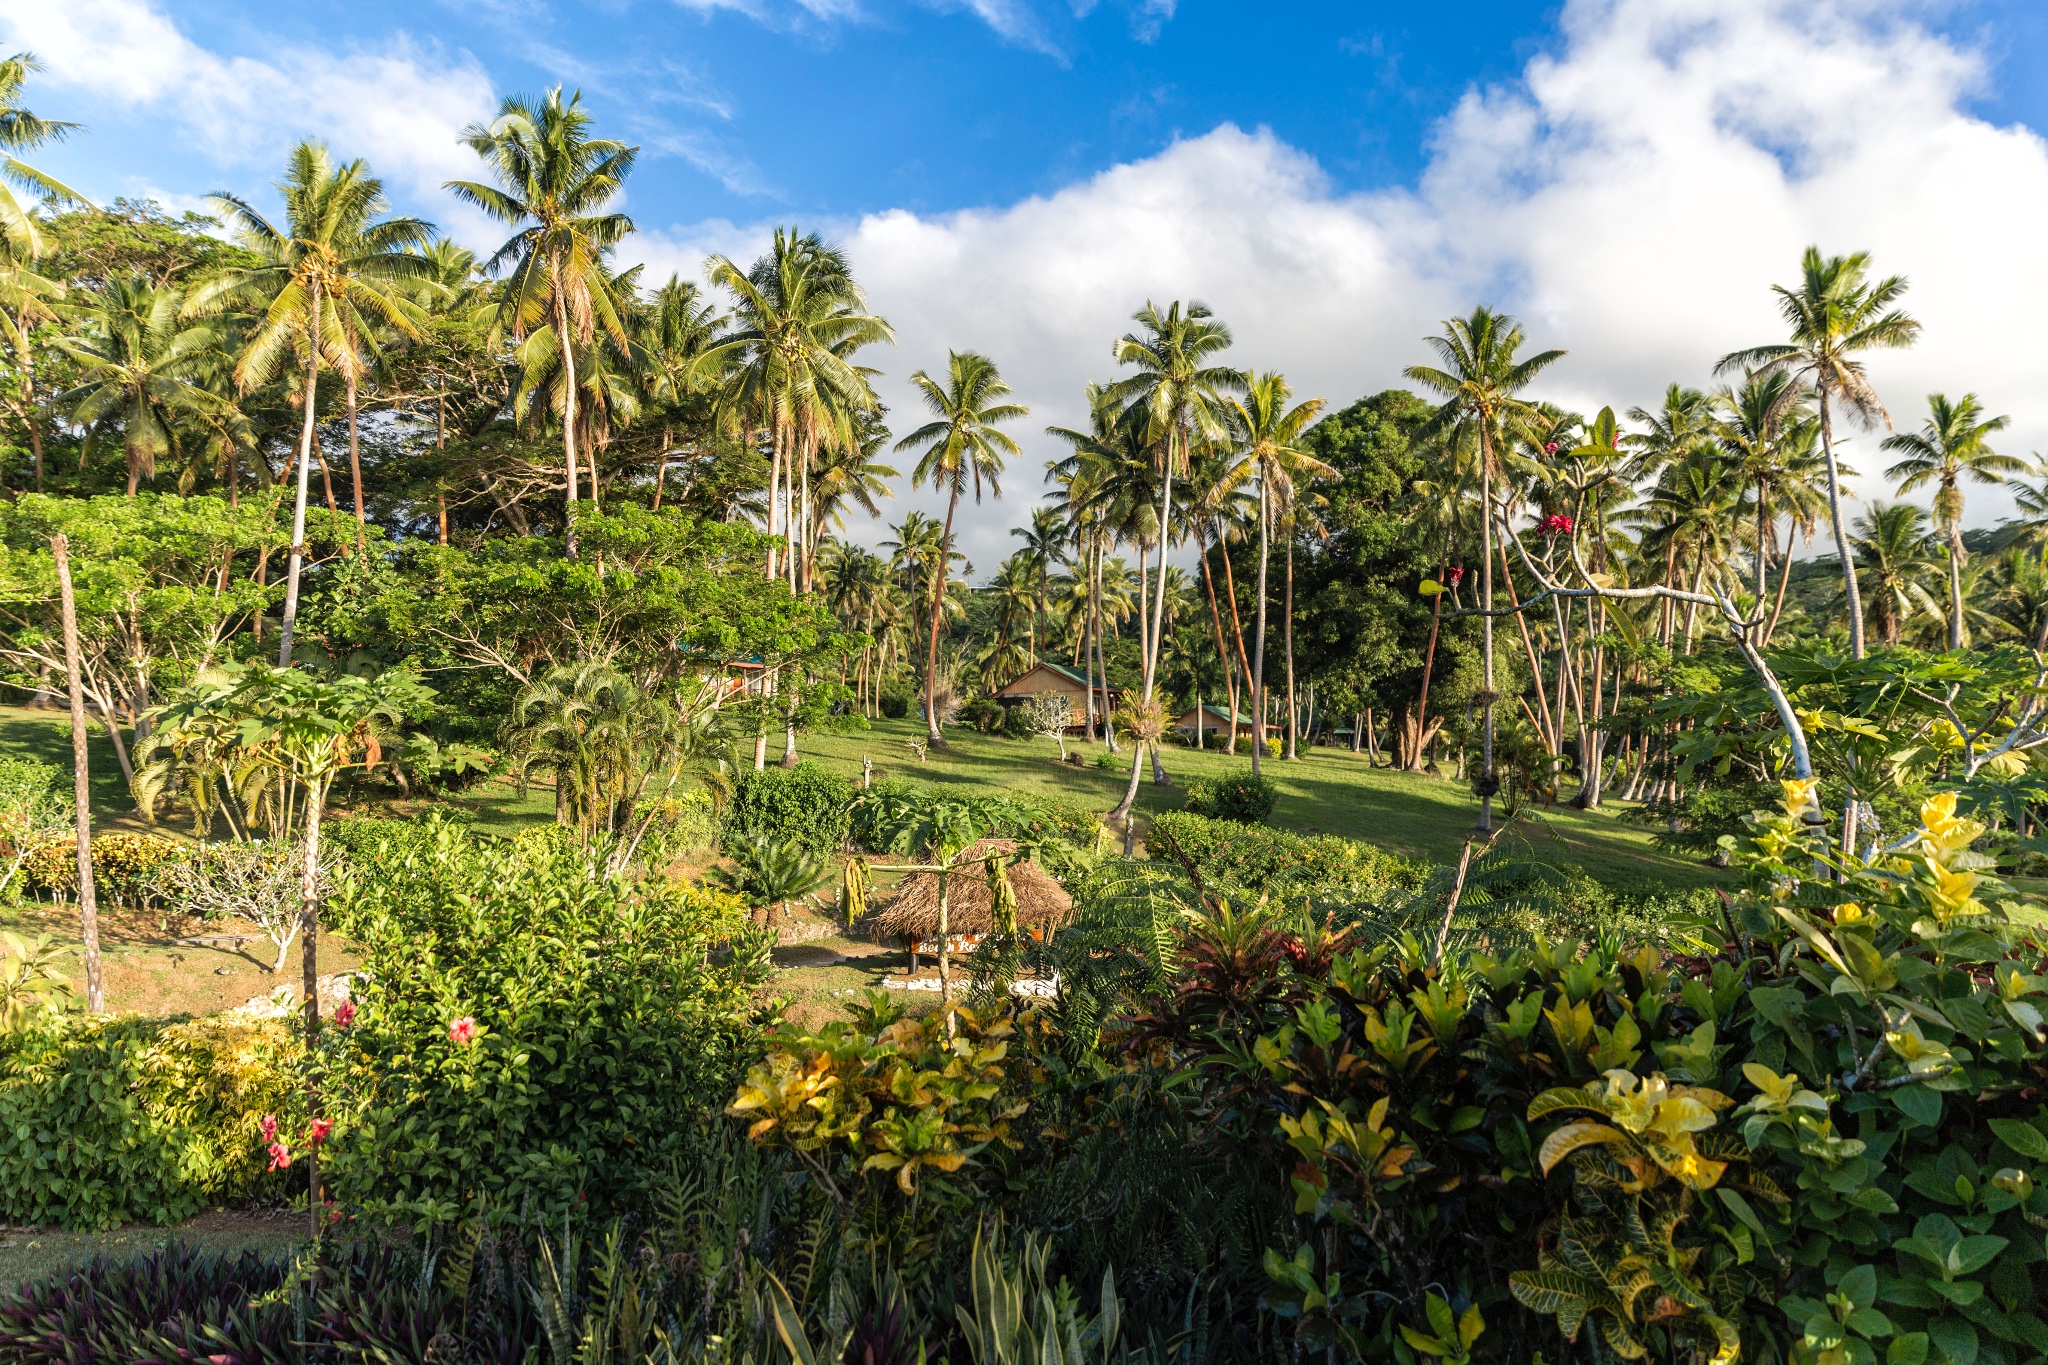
[710, 830, 833, 915]
[322, 829, 773, 1227]
[879, 688, 912, 720]
[1147, 809, 1411, 899]
[21, 830, 181, 907]
[1179, 769, 1279, 823]
[960, 699, 1007, 734]
[0, 757, 60, 807]
[721, 760, 854, 860]
[0, 1014, 299, 1230]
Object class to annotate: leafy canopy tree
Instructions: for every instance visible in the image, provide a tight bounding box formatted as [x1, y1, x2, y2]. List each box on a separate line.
[1405, 307, 1563, 833]
[894, 350, 1025, 745]
[194, 141, 436, 663]
[1718, 245, 1920, 661]
[446, 87, 638, 562]
[1881, 392, 2018, 650]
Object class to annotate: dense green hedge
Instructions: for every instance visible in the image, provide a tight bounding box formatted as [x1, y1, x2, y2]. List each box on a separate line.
[0, 1014, 297, 1230]
[720, 761, 854, 857]
[1147, 809, 1416, 899]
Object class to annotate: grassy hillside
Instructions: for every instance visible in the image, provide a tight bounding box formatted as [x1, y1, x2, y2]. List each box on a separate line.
[792, 717, 1724, 894]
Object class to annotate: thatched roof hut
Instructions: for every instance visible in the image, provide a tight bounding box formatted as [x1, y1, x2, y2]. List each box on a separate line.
[868, 838, 1073, 941]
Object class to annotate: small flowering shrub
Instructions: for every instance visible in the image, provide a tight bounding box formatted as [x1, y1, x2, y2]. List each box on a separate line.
[321, 829, 772, 1228]
[0, 1014, 300, 1229]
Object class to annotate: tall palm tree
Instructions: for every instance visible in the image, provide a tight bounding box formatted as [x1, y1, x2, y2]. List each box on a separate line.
[1712, 369, 1812, 613]
[699, 229, 891, 587]
[894, 351, 1025, 744]
[1719, 247, 1920, 659]
[1848, 502, 1942, 648]
[195, 141, 435, 663]
[446, 88, 638, 561]
[1009, 505, 1066, 665]
[638, 275, 725, 510]
[1881, 393, 2019, 650]
[1230, 372, 1330, 771]
[51, 281, 231, 494]
[0, 53, 86, 259]
[1406, 307, 1564, 833]
[1104, 301, 1242, 818]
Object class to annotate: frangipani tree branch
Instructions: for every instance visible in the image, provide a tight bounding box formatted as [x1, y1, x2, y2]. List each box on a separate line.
[1444, 505, 1814, 781]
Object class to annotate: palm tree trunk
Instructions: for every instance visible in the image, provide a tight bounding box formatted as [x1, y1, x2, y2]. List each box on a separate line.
[557, 290, 581, 562]
[1819, 393, 1864, 658]
[1477, 434, 1495, 834]
[53, 534, 103, 1016]
[926, 488, 958, 744]
[1766, 521, 1797, 645]
[1252, 474, 1269, 777]
[1283, 534, 1297, 760]
[1948, 525, 1966, 651]
[346, 371, 367, 554]
[279, 290, 322, 666]
[1198, 530, 1239, 756]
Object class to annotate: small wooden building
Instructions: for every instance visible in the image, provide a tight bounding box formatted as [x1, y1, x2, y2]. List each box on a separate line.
[1173, 702, 1254, 742]
[991, 662, 1121, 731]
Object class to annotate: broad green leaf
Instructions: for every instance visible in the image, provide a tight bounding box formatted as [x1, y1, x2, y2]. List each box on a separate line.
[1892, 1085, 1943, 1129]
[1887, 1333, 1930, 1365]
[1838, 1265, 1878, 1311]
[1927, 1318, 1978, 1365]
[1987, 1118, 2048, 1162]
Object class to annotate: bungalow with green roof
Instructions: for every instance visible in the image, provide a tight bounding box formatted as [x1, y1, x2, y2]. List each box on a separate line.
[991, 661, 1120, 731]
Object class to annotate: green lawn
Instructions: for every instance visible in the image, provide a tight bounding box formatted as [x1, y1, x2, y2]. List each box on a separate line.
[792, 717, 1726, 895]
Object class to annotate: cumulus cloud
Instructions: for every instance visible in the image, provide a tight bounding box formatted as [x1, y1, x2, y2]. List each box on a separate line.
[4, 0, 499, 228]
[636, 0, 2048, 572]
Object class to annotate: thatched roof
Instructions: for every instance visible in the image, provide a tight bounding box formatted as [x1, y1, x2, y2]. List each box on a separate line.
[867, 838, 1073, 940]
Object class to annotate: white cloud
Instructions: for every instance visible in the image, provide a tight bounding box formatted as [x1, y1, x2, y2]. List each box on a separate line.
[4, 0, 499, 229]
[634, 0, 2048, 573]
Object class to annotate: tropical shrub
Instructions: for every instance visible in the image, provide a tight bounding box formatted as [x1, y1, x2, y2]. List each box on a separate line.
[322, 831, 773, 1227]
[720, 761, 854, 859]
[1180, 770, 1280, 823]
[960, 699, 1007, 734]
[0, 1013, 299, 1230]
[1147, 810, 1411, 898]
[22, 830, 182, 908]
[879, 688, 912, 719]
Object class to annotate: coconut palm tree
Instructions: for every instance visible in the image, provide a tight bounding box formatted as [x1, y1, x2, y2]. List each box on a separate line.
[1712, 369, 1813, 613]
[1103, 304, 1242, 753]
[1405, 308, 1565, 833]
[894, 351, 1026, 745]
[1009, 505, 1067, 664]
[0, 53, 86, 259]
[1719, 247, 1920, 659]
[195, 141, 435, 662]
[1229, 372, 1330, 771]
[1881, 393, 2019, 650]
[52, 281, 232, 495]
[1848, 502, 1942, 648]
[446, 88, 638, 561]
[699, 229, 891, 586]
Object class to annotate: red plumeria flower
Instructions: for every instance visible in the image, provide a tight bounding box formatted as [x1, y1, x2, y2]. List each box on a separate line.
[1543, 441, 1559, 455]
[267, 1142, 292, 1171]
[1446, 566, 1465, 585]
[448, 1016, 478, 1045]
[334, 1000, 356, 1029]
[1541, 514, 1575, 537]
[307, 1118, 333, 1146]
[260, 1114, 278, 1143]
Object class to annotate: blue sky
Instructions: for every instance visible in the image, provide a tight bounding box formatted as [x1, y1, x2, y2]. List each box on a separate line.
[27, 1, 2042, 233]
[12, 0, 2048, 562]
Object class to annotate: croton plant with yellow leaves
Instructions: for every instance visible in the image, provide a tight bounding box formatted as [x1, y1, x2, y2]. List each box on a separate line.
[728, 990, 1032, 1213]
